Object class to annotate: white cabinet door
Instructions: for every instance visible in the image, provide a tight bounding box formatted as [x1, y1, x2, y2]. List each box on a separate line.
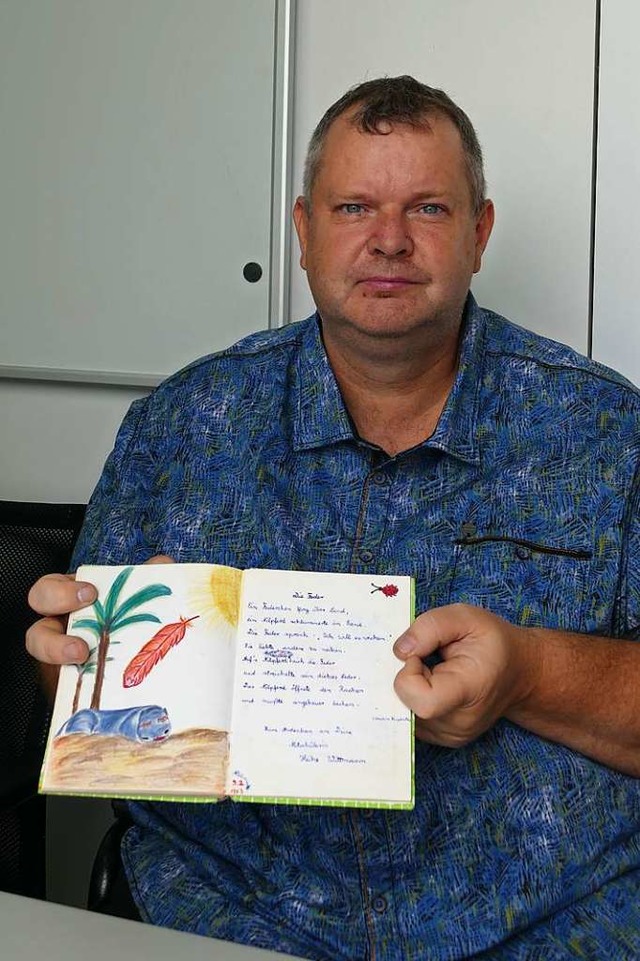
[0, 0, 291, 384]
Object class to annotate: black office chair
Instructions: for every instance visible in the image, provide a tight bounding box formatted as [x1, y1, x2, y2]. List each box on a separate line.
[0, 500, 86, 898]
[87, 802, 134, 915]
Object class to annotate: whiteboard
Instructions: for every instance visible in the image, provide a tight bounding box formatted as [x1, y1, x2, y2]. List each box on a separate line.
[0, 0, 295, 386]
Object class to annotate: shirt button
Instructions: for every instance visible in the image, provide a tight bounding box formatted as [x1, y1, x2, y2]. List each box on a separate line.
[372, 895, 388, 914]
[515, 546, 531, 560]
[359, 549, 374, 563]
[372, 472, 388, 486]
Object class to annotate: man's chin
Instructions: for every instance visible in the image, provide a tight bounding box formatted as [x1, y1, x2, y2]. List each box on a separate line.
[329, 309, 442, 341]
[316, 291, 465, 346]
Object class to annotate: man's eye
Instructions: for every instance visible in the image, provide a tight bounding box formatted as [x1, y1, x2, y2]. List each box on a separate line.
[341, 203, 365, 214]
[419, 204, 444, 215]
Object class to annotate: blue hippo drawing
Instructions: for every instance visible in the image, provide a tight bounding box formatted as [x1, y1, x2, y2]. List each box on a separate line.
[56, 705, 171, 742]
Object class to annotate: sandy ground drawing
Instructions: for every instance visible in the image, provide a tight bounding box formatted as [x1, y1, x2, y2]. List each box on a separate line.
[46, 727, 229, 796]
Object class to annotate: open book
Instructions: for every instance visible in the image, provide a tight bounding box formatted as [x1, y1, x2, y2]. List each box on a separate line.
[40, 564, 415, 808]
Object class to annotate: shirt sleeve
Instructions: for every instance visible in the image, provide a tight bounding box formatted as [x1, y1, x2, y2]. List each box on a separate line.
[618, 458, 640, 639]
[70, 394, 160, 569]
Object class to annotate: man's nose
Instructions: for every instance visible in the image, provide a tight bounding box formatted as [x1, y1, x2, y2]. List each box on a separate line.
[367, 211, 413, 257]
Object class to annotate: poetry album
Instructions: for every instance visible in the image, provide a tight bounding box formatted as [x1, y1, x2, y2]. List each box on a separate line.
[40, 564, 415, 809]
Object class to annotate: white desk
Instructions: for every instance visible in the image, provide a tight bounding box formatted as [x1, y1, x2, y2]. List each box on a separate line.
[1, 892, 304, 960]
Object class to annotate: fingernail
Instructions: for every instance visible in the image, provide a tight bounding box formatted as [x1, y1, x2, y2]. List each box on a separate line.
[77, 585, 95, 604]
[63, 642, 83, 662]
[395, 635, 415, 655]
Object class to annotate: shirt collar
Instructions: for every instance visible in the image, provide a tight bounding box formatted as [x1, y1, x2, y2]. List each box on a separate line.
[293, 314, 355, 450]
[293, 296, 485, 463]
[425, 294, 484, 464]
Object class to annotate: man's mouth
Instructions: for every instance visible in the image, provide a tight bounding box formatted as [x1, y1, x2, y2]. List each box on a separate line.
[356, 276, 421, 292]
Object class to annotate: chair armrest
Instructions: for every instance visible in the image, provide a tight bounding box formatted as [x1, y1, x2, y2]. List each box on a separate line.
[87, 817, 132, 912]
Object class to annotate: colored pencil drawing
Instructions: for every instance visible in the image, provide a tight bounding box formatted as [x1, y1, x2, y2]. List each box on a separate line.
[67, 566, 171, 713]
[56, 704, 171, 741]
[44, 565, 242, 797]
[122, 615, 200, 688]
[47, 726, 229, 797]
[228, 770, 251, 796]
[189, 563, 242, 630]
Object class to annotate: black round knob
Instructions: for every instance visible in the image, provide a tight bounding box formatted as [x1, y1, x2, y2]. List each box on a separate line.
[243, 262, 263, 283]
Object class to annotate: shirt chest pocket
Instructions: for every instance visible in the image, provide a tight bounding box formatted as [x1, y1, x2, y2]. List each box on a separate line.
[449, 531, 593, 632]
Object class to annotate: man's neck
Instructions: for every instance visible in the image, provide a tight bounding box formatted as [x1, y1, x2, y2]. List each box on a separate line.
[321, 324, 460, 456]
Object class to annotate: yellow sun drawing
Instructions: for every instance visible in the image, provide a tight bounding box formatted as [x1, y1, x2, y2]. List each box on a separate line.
[189, 564, 242, 639]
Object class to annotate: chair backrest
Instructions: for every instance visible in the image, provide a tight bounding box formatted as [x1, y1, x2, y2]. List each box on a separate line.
[0, 500, 86, 897]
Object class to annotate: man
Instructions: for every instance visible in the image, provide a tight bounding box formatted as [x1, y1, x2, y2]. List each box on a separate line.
[27, 76, 640, 959]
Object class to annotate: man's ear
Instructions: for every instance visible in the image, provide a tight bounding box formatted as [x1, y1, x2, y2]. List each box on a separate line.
[473, 199, 495, 274]
[292, 196, 309, 271]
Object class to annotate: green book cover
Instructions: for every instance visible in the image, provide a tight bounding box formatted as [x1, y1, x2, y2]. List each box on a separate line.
[40, 564, 415, 809]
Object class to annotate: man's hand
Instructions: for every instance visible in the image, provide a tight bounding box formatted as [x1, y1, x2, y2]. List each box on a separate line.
[26, 556, 174, 668]
[393, 603, 640, 776]
[393, 604, 536, 747]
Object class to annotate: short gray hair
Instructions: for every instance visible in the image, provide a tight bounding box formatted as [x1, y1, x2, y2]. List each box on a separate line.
[302, 75, 486, 215]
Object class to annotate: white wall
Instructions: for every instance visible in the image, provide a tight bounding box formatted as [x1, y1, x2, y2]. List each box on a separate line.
[290, 0, 596, 357]
[592, 0, 640, 384]
[0, 380, 144, 502]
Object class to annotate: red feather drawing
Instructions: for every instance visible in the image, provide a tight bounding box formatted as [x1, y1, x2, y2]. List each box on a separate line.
[122, 615, 199, 688]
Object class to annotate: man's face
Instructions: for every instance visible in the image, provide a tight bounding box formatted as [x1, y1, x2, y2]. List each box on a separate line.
[293, 110, 494, 349]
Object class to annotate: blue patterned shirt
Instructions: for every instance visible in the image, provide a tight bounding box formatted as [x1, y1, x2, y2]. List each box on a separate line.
[72, 296, 640, 960]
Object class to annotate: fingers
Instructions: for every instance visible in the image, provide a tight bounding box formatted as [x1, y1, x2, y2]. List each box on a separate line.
[27, 557, 174, 666]
[28, 572, 97, 616]
[392, 605, 519, 748]
[28, 557, 174, 617]
[394, 604, 484, 661]
[394, 655, 470, 720]
[394, 657, 490, 748]
[27, 572, 95, 666]
[26, 615, 90, 665]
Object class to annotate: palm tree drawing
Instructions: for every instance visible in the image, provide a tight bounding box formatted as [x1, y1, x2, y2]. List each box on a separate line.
[72, 567, 172, 710]
[71, 655, 96, 714]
